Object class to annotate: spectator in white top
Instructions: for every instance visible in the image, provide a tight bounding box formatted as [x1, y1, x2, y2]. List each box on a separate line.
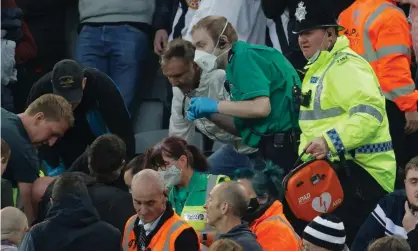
[182, 0, 267, 45]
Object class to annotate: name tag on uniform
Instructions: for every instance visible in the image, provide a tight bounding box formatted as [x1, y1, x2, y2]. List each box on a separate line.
[183, 212, 207, 221]
[310, 77, 319, 83]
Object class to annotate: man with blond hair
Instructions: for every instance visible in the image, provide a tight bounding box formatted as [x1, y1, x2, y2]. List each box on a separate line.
[1, 94, 73, 223]
[1, 207, 29, 251]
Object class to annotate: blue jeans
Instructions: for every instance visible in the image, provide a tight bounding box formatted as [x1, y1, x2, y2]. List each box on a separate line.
[208, 144, 263, 178]
[75, 24, 149, 109]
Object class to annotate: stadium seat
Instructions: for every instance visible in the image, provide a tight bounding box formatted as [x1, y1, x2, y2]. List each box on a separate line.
[132, 98, 165, 134]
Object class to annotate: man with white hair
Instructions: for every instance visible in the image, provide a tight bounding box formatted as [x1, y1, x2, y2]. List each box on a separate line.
[1, 207, 28, 251]
[122, 169, 199, 251]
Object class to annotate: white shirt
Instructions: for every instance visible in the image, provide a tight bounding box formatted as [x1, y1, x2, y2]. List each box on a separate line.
[138, 213, 164, 236]
[183, 0, 267, 45]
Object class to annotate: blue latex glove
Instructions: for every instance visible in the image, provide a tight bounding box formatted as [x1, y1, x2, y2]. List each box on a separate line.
[186, 97, 218, 121]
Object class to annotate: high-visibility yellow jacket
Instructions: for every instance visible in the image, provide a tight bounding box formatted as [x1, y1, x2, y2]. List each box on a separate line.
[299, 36, 396, 193]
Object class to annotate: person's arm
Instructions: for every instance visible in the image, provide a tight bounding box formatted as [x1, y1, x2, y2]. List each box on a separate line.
[374, 12, 418, 113]
[217, 97, 271, 118]
[174, 227, 200, 251]
[198, 69, 241, 141]
[9, 146, 39, 224]
[95, 73, 135, 157]
[152, 0, 175, 55]
[208, 113, 239, 136]
[169, 87, 196, 142]
[322, 55, 388, 154]
[217, 49, 272, 119]
[152, 0, 175, 33]
[18, 182, 35, 224]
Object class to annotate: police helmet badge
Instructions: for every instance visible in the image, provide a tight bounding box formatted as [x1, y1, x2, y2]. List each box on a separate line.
[295, 2, 307, 22]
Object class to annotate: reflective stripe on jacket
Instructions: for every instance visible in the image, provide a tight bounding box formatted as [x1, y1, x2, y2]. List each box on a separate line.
[338, 0, 418, 112]
[299, 36, 396, 193]
[179, 174, 229, 232]
[249, 201, 303, 251]
[121, 214, 191, 251]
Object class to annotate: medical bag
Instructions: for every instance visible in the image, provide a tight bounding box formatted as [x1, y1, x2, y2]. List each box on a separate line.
[283, 158, 344, 222]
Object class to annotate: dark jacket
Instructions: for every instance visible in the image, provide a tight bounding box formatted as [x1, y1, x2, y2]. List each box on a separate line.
[408, 226, 418, 251]
[35, 172, 134, 235]
[27, 192, 121, 251]
[351, 190, 408, 251]
[26, 67, 135, 168]
[15, 0, 69, 60]
[131, 203, 200, 251]
[216, 223, 263, 251]
[261, 0, 354, 77]
[152, 0, 177, 33]
[68, 151, 129, 192]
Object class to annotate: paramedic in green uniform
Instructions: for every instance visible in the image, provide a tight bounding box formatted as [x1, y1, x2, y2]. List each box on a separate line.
[187, 16, 301, 171]
[145, 136, 229, 245]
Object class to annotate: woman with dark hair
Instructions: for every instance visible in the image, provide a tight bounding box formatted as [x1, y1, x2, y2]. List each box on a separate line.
[234, 162, 303, 251]
[144, 136, 230, 242]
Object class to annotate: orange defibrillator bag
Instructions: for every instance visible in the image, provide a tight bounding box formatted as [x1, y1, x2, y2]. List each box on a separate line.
[283, 156, 344, 222]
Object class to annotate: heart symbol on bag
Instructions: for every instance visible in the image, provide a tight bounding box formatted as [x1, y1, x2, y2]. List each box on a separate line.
[311, 192, 332, 213]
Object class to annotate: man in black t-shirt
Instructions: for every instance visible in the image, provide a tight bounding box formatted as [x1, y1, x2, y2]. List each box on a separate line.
[27, 59, 135, 173]
[1, 94, 73, 223]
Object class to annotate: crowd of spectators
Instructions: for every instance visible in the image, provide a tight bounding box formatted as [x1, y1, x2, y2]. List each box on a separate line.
[1, 0, 418, 251]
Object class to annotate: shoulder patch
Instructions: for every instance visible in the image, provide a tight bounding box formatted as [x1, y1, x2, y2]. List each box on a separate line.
[310, 77, 319, 83]
[336, 54, 349, 65]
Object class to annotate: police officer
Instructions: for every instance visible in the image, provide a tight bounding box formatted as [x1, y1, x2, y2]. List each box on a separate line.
[293, 0, 396, 244]
[186, 15, 301, 172]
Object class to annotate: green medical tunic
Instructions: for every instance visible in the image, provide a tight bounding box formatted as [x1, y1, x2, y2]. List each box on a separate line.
[226, 41, 301, 147]
[168, 171, 229, 231]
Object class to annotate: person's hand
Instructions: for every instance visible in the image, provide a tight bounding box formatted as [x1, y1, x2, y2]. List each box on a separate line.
[403, 201, 418, 232]
[305, 137, 330, 159]
[405, 110, 418, 134]
[186, 97, 218, 121]
[154, 29, 168, 56]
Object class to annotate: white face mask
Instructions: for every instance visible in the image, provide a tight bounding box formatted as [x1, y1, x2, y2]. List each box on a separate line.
[193, 21, 230, 72]
[306, 31, 330, 64]
[158, 165, 181, 187]
[194, 49, 230, 72]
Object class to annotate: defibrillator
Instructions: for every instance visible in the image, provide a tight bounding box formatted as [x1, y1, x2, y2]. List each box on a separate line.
[282, 151, 344, 221]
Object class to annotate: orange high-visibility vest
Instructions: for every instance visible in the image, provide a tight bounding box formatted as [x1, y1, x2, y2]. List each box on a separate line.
[249, 201, 303, 251]
[121, 214, 195, 251]
[339, 0, 418, 112]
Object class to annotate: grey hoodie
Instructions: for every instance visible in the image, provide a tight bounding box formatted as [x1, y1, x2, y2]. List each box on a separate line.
[216, 223, 263, 251]
[78, 0, 155, 24]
